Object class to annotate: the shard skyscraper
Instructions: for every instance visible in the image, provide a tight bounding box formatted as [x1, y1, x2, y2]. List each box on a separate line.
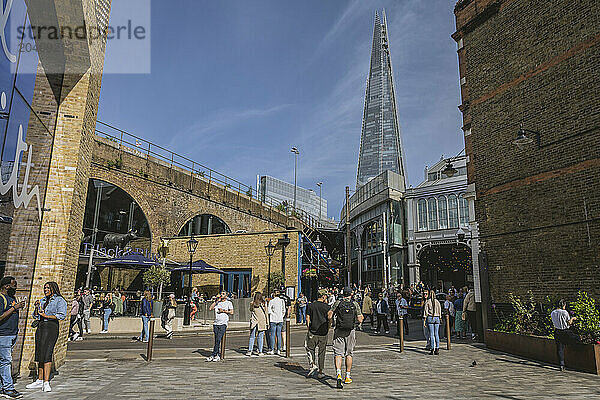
[356, 11, 406, 188]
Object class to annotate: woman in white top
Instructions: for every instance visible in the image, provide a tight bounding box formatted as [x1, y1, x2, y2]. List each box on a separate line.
[423, 289, 442, 355]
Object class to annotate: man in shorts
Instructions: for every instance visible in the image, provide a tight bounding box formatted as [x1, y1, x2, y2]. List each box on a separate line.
[328, 287, 363, 389]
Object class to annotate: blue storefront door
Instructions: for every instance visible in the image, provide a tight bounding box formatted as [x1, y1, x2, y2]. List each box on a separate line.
[220, 271, 251, 298]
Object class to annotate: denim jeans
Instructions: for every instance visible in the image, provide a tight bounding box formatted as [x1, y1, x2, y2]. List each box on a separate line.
[248, 326, 265, 353]
[270, 322, 283, 351]
[212, 324, 227, 357]
[139, 315, 150, 341]
[0, 335, 16, 391]
[427, 316, 441, 350]
[298, 306, 306, 324]
[423, 321, 431, 349]
[103, 308, 112, 331]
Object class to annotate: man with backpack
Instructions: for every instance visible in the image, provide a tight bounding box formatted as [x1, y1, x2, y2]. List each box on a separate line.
[328, 287, 363, 389]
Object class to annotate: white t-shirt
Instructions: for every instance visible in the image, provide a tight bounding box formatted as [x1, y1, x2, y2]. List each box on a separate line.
[214, 300, 233, 326]
[396, 298, 408, 315]
[551, 309, 570, 330]
[444, 300, 455, 317]
[268, 296, 286, 323]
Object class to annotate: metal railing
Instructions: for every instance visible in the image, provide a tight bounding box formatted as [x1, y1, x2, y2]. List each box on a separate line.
[94, 121, 321, 231]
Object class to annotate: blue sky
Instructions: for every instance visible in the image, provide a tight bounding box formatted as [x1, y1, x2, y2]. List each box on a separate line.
[98, 0, 463, 220]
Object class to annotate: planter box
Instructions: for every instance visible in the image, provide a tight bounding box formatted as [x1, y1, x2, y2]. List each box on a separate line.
[486, 330, 600, 375]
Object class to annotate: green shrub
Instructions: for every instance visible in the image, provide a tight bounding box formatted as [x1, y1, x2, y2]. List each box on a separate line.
[571, 291, 600, 343]
[494, 291, 553, 337]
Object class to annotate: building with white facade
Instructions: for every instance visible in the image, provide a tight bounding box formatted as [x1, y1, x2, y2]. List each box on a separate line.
[405, 155, 479, 290]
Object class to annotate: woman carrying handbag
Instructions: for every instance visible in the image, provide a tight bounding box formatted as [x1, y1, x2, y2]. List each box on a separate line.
[25, 282, 67, 393]
[247, 292, 268, 356]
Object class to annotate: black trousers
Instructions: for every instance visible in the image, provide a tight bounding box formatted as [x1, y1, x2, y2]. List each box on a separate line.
[554, 328, 580, 366]
[376, 314, 389, 332]
[363, 313, 374, 327]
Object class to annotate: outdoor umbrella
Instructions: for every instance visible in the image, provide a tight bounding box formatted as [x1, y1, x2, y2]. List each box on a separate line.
[169, 259, 226, 275]
[96, 252, 160, 270]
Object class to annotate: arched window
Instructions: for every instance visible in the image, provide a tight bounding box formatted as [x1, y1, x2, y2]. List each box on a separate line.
[178, 214, 231, 236]
[427, 198, 438, 230]
[459, 194, 469, 227]
[417, 199, 427, 231]
[438, 195, 448, 229]
[361, 220, 382, 251]
[448, 194, 458, 228]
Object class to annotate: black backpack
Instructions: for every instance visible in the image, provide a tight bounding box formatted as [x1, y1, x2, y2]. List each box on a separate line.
[335, 300, 356, 331]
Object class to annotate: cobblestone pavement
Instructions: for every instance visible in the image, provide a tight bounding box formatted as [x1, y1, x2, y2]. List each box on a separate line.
[14, 328, 600, 400]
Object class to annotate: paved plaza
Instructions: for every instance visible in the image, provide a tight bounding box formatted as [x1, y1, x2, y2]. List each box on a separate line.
[13, 328, 600, 399]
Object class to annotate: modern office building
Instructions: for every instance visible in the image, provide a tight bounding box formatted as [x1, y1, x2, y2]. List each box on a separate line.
[258, 175, 328, 225]
[356, 10, 406, 188]
[341, 11, 408, 289]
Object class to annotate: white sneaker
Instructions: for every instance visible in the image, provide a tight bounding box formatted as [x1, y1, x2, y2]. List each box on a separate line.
[206, 356, 214, 362]
[72, 332, 79, 340]
[245, 351, 252, 356]
[257, 352, 264, 356]
[266, 350, 274, 355]
[100, 330, 108, 334]
[86, 329, 91, 334]
[26, 379, 43, 389]
[306, 365, 318, 378]
[211, 355, 220, 362]
[42, 382, 51, 392]
[76, 336, 84, 341]
[317, 372, 325, 379]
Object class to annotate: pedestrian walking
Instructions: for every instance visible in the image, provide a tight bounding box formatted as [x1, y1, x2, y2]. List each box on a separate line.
[247, 292, 268, 356]
[100, 293, 113, 333]
[361, 290, 374, 330]
[453, 290, 466, 339]
[161, 294, 177, 339]
[82, 288, 94, 333]
[26, 282, 67, 393]
[328, 287, 363, 389]
[396, 291, 409, 336]
[305, 289, 330, 379]
[267, 289, 286, 355]
[444, 294, 455, 336]
[463, 286, 477, 339]
[206, 292, 233, 362]
[0, 276, 25, 398]
[551, 299, 580, 371]
[297, 292, 307, 324]
[68, 292, 83, 341]
[135, 291, 153, 343]
[421, 290, 431, 350]
[374, 292, 389, 334]
[424, 289, 442, 355]
[279, 287, 292, 353]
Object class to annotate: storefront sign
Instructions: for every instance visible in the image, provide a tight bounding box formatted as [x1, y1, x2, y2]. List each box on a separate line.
[1, 0, 17, 63]
[81, 242, 160, 261]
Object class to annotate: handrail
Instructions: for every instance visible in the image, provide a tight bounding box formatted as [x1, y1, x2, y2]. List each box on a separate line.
[95, 121, 322, 231]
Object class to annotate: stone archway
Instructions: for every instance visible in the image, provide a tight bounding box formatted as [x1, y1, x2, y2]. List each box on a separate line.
[417, 242, 472, 291]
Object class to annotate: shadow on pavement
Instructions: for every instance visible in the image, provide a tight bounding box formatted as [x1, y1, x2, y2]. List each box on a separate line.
[274, 361, 335, 388]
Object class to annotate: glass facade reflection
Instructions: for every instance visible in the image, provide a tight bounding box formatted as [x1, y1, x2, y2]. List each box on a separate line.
[0, 0, 56, 278]
[178, 214, 231, 236]
[356, 11, 405, 188]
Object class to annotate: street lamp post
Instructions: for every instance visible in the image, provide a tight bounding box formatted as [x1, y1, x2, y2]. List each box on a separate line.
[316, 182, 323, 227]
[183, 235, 198, 326]
[265, 239, 276, 295]
[291, 147, 299, 212]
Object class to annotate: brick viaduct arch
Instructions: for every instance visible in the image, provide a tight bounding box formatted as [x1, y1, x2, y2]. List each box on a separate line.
[90, 136, 300, 252]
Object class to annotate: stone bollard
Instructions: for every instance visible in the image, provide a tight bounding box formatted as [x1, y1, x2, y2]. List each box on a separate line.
[220, 329, 227, 360]
[146, 318, 156, 361]
[445, 313, 451, 350]
[399, 316, 404, 352]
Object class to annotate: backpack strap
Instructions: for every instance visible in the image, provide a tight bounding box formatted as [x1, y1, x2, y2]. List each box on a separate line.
[0, 294, 6, 311]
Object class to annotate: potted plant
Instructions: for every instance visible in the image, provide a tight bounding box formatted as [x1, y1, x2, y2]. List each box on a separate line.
[488, 291, 600, 374]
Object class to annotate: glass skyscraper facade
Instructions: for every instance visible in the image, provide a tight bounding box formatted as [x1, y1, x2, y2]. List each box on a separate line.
[356, 11, 406, 188]
[259, 175, 327, 223]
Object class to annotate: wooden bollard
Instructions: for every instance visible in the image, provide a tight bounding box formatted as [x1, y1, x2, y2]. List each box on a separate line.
[146, 318, 156, 361]
[399, 316, 404, 352]
[285, 318, 291, 358]
[445, 313, 451, 350]
[220, 329, 227, 360]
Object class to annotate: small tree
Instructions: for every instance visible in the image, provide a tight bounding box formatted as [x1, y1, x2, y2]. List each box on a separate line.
[143, 265, 170, 298]
[571, 291, 600, 343]
[268, 270, 285, 294]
